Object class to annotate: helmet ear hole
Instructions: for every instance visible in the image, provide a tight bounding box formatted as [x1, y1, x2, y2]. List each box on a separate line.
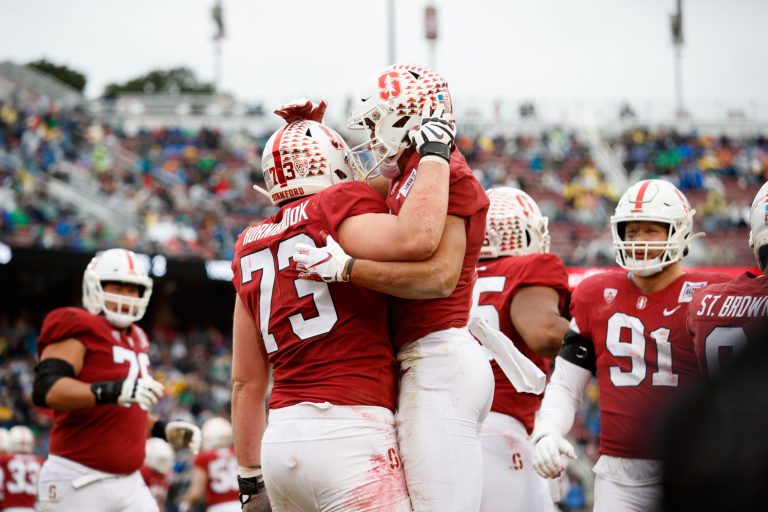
[334, 169, 348, 181]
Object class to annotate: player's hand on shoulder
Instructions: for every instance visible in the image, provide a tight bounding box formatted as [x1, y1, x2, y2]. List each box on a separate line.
[293, 234, 352, 283]
[532, 433, 576, 479]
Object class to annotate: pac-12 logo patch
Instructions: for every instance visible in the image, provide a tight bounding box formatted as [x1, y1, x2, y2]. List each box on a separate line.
[604, 288, 617, 304]
[378, 71, 401, 100]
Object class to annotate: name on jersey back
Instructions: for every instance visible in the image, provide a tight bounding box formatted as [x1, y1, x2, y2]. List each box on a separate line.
[242, 203, 309, 245]
[695, 293, 768, 318]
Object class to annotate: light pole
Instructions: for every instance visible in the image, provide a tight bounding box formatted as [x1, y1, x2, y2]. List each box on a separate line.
[671, 0, 684, 117]
[387, 0, 396, 65]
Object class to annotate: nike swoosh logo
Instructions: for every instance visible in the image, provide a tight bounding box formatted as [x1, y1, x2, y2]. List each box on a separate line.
[425, 126, 445, 140]
[307, 253, 332, 269]
[663, 305, 681, 316]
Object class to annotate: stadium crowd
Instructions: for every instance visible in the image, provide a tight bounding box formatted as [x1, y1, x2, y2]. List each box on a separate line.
[2, 100, 765, 266]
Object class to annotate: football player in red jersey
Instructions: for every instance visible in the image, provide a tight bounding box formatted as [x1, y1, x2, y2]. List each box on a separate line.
[141, 438, 174, 510]
[531, 179, 731, 512]
[180, 417, 239, 512]
[471, 188, 570, 512]
[687, 180, 768, 377]
[32, 248, 200, 512]
[231, 99, 456, 512]
[0, 426, 43, 511]
[294, 64, 493, 512]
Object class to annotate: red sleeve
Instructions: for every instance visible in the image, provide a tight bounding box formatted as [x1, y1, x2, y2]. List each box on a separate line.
[37, 308, 98, 356]
[447, 150, 489, 218]
[193, 450, 214, 470]
[517, 254, 570, 294]
[570, 276, 597, 336]
[317, 182, 388, 236]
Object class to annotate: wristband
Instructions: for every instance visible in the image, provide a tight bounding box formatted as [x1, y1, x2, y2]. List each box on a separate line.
[418, 141, 451, 162]
[345, 257, 356, 283]
[91, 380, 124, 405]
[239, 465, 262, 478]
[420, 154, 450, 166]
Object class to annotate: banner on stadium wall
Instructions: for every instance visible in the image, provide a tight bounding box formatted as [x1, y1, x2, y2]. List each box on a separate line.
[566, 266, 760, 289]
[0, 245, 759, 286]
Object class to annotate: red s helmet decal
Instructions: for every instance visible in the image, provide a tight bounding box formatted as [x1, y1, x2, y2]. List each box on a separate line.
[378, 71, 402, 100]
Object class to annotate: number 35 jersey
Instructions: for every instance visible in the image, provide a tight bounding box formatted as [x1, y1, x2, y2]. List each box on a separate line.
[231, 182, 399, 413]
[37, 307, 153, 474]
[570, 270, 730, 459]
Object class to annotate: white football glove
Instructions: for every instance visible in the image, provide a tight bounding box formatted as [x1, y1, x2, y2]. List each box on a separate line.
[293, 235, 352, 283]
[409, 103, 456, 161]
[117, 377, 164, 409]
[532, 433, 576, 479]
[165, 420, 202, 455]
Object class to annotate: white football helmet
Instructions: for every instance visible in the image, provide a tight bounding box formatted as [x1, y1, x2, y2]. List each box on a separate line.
[82, 248, 153, 328]
[748, 181, 768, 272]
[348, 64, 452, 179]
[201, 417, 233, 450]
[8, 425, 34, 454]
[611, 179, 699, 276]
[262, 99, 362, 206]
[0, 427, 9, 453]
[480, 187, 550, 259]
[145, 438, 175, 474]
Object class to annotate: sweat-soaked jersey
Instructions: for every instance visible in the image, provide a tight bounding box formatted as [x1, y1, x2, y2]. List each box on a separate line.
[231, 182, 399, 412]
[37, 308, 153, 474]
[473, 253, 569, 433]
[386, 149, 489, 348]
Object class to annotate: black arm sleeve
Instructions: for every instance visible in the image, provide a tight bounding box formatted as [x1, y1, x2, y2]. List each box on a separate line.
[32, 358, 76, 407]
[558, 329, 597, 375]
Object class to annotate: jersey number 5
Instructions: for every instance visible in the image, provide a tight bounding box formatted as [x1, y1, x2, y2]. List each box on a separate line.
[240, 234, 338, 354]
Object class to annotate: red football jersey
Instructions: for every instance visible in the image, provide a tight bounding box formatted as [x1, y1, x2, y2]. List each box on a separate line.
[571, 270, 731, 459]
[687, 272, 768, 377]
[474, 254, 570, 433]
[140, 465, 171, 505]
[231, 182, 399, 412]
[386, 150, 489, 348]
[0, 453, 43, 508]
[37, 307, 153, 474]
[193, 447, 239, 506]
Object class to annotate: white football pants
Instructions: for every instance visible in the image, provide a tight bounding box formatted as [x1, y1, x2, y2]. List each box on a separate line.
[37, 455, 158, 512]
[593, 456, 662, 512]
[479, 412, 558, 512]
[261, 402, 411, 512]
[396, 327, 495, 512]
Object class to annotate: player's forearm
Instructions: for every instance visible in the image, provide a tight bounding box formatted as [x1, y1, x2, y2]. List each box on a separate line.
[45, 377, 98, 410]
[526, 314, 571, 359]
[536, 357, 592, 437]
[350, 258, 457, 299]
[231, 379, 268, 467]
[393, 158, 449, 260]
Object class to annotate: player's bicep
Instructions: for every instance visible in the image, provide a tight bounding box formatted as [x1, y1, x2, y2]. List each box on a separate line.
[40, 338, 86, 375]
